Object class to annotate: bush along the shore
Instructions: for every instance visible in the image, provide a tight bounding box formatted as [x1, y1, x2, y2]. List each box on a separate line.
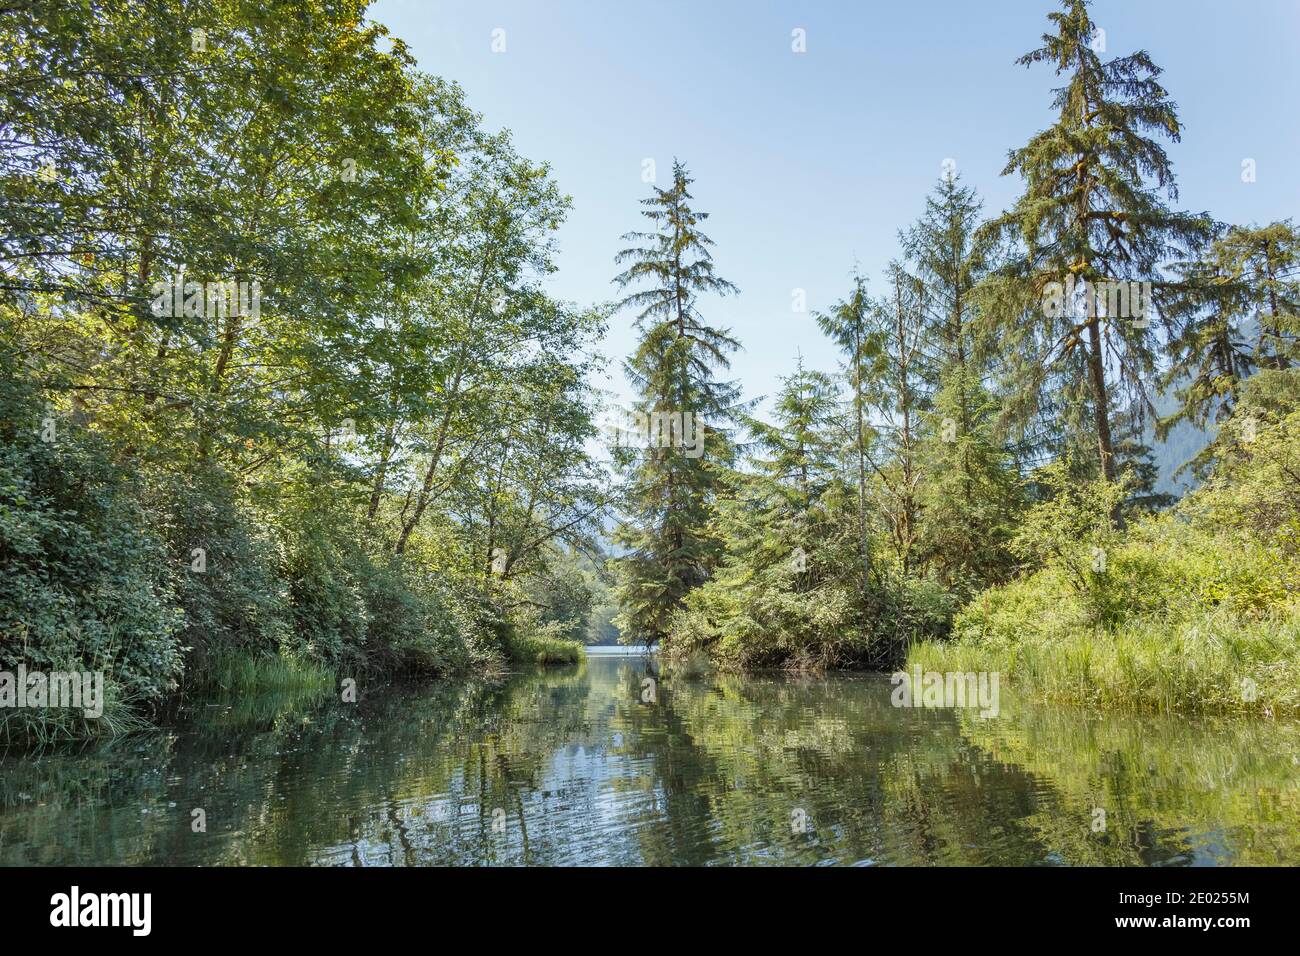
[1, 367, 585, 743]
[2, 413, 588, 733]
[911, 395, 1300, 716]
[0, 375, 182, 743]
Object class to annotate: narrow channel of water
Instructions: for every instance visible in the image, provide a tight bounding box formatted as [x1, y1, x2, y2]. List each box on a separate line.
[2, 652, 1296, 865]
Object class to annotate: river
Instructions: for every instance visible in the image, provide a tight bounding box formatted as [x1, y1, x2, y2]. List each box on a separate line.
[2, 650, 1297, 865]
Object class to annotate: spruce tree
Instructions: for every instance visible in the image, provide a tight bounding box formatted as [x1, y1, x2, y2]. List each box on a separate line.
[611, 160, 742, 645]
[981, 0, 1213, 484]
[866, 263, 928, 572]
[814, 273, 875, 587]
[900, 172, 994, 387]
[746, 361, 842, 554]
[915, 365, 1024, 593]
[901, 176, 1023, 590]
[1211, 222, 1299, 371]
[1159, 227, 1259, 438]
[668, 365, 862, 669]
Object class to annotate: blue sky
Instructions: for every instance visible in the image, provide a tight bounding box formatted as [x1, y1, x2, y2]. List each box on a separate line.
[370, 0, 1300, 417]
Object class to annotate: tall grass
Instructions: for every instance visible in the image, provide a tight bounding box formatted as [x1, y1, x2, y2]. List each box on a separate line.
[190, 649, 334, 697]
[506, 631, 584, 665]
[0, 680, 149, 749]
[907, 468, 1300, 718]
[909, 588, 1300, 715]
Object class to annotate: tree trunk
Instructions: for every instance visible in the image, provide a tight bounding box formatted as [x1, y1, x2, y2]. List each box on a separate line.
[367, 419, 396, 520]
[853, 318, 871, 590]
[1085, 316, 1117, 482]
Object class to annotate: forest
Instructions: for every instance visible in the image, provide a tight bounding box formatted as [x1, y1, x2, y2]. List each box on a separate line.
[1, 0, 1297, 745]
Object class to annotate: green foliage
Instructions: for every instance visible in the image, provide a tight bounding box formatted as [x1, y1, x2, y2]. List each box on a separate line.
[0, 1, 609, 741]
[355, 558, 472, 677]
[915, 362, 1024, 596]
[3, 0, 1298, 744]
[522, 547, 599, 643]
[643, 5, 1297, 700]
[148, 469, 291, 668]
[979, 0, 1214, 482]
[612, 160, 742, 645]
[189, 649, 333, 699]
[665, 368, 954, 671]
[814, 273, 875, 587]
[0, 365, 182, 708]
[1008, 458, 1127, 619]
[278, 516, 368, 668]
[504, 627, 584, 666]
[915, 414, 1300, 713]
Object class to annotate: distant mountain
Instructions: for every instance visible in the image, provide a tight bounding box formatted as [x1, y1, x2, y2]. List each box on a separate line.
[1146, 390, 1212, 500]
[1145, 318, 1265, 499]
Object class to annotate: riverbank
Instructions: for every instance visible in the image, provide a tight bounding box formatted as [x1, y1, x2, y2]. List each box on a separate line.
[658, 401, 1300, 716]
[905, 441, 1300, 717]
[907, 613, 1300, 716]
[0, 633, 585, 748]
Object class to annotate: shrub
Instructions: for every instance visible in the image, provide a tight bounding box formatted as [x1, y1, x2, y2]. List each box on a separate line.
[356, 557, 471, 676]
[912, 412, 1300, 714]
[505, 625, 584, 665]
[144, 468, 291, 677]
[0, 373, 182, 730]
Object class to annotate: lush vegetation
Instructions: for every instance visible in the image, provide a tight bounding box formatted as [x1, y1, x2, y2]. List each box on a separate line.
[911, 396, 1300, 715]
[3, 0, 1297, 744]
[1, 0, 601, 741]
[608, 1, 1298, 714]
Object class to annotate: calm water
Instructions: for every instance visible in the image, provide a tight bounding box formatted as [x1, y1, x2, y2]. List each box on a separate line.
[2, 652, 1298, 866]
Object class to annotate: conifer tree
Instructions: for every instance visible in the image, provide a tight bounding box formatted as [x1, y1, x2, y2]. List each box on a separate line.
[899, 173, 1022, 588]
[611, 160, 742, 645]
[980, 0, 1213, 484]
[1158, 228, 1260, 438]
[901, 173, 994, 388]
[815, 273, 875, 587]
[667, 365, 862, 669]
[866, 263, 928, 572]
[915, 366, 1024, 594]
[1232, 221, 1300, 371]
[746, 361, 842, 555]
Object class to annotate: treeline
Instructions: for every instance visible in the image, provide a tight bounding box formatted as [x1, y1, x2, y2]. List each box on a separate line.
[610, 0, 1299, 711]
[1, 1, 606, 740]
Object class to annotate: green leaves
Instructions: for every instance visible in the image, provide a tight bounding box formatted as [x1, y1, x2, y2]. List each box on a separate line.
[0, 1, 613, 723]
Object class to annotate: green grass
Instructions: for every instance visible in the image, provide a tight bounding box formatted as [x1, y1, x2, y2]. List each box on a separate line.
[907, 495, 1300, 717]
[0, 651, 337, 750]
[506, 631, 584, 665]
[175, 650, 336, 729]
[909, 594, 1300, 716]
[190, 649, 335, 697]
[0, 679, 149, 749]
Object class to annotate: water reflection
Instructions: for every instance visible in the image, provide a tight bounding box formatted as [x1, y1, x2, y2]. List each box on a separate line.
[1, 654, 1296, 865]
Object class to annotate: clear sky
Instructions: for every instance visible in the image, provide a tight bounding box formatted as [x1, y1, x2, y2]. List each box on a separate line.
[369, 0, 1300, 417]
